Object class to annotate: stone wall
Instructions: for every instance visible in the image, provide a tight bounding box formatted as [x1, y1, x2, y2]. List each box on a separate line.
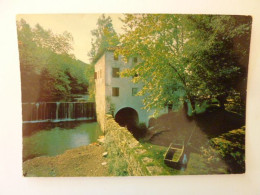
[103, 115, 164, 176]
[95, 55, 107, 131]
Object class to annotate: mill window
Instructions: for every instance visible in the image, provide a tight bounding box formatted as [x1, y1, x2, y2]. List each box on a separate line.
[112, 68, 120, 78]
[112, 87, 119, 96]
[132, 88, 138, 96]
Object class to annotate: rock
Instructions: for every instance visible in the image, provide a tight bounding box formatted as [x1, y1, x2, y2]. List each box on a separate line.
[148, 126, 155, 131]
[135, 149, 147, 154]
[146, 166, 163, 175]
[101, 162, 107, 166]
[102, 152, 108, 157]
[97, 136, 105, 143]
[142, 157, 153, 164]
[129, 141, 139, 148]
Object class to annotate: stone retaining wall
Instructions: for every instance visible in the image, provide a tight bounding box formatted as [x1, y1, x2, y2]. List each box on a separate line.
[103, 115, 163, 176]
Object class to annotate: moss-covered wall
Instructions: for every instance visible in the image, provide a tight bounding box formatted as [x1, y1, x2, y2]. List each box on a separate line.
[103, 115, 164, 176]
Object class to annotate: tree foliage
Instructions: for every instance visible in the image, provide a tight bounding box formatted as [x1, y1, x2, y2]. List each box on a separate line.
[88, 14, 119, 64]
[119, 14, 251, 115]
[17, 19, 90, 102]
[201, 126, 245, 173]
[85, 63, 95, 101]
[87, 14, 120, 100]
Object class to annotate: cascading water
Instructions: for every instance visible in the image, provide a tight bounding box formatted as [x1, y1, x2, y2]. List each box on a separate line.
[56, 102, 60, 120]
[35, 103, 39, 120]
[22, 102, 96, 123]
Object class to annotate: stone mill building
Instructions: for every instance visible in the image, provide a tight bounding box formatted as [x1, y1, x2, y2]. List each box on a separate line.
[94, 50, 167, 131]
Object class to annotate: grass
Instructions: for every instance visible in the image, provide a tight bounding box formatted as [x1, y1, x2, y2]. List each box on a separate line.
[105, 135, 229, 176]
[139, 141, 228, 175]
[172, 149, 183, 162]
[138, 142, 179, 175]
[106, 145, 129, 176]
[104, 129, 131, 176]
[104, 114, 230, 176]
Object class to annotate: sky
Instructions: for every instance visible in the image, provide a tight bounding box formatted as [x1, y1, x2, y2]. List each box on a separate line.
[16, 14, 124, 64]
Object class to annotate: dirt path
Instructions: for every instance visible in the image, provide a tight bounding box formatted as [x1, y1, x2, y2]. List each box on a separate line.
[147, 108, 244, 149]
[23, 143, 109, 177]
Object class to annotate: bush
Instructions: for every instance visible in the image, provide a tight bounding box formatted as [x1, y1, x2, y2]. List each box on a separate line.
[201, 126, 245, 173]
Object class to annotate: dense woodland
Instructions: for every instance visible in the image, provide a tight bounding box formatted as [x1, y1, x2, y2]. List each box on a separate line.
[17, 14, 251, 118]
[17, 19, 93, 102]
[17, 14, 251, 113]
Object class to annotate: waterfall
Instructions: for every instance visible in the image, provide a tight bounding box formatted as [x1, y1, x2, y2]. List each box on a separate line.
[22, 102, 96, 123]
[56, 102, 60, 120]
[35, 103, 39, 120]
[68, 103, 73, 119]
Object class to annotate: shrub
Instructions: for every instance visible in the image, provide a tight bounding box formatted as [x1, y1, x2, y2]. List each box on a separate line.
[201, 126, 245, 173]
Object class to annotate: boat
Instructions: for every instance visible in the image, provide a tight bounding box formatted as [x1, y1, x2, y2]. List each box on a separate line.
[164, 140, 185, 169]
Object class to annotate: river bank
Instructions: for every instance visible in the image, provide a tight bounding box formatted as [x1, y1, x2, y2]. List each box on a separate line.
[23, 143, 108, 177]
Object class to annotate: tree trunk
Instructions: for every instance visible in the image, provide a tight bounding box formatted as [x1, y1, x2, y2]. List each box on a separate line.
[184, 100, 195, 116]
[217, 95, 227, 110]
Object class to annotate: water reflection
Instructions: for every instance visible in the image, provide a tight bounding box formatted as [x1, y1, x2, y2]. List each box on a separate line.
[23, 121, 102, 161]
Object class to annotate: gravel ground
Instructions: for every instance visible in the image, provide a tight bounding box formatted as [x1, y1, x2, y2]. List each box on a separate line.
[23, 143, 109, 177]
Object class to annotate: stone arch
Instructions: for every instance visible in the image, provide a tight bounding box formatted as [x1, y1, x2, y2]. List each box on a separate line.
[115, 107, 147, 139]
[115, 107, 139, 128]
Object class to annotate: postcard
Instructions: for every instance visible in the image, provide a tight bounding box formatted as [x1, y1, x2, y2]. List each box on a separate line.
[17, 14, 252, 176]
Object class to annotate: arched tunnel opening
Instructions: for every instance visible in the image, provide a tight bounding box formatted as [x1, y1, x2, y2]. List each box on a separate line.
[115, 107, 147, 139]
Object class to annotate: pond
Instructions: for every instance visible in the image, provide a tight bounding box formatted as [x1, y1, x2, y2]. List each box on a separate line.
[23, 121, 102, 161]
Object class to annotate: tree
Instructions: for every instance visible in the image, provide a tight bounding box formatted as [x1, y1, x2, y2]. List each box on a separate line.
[182, 15, 251, 112]
[17, 19, 89, 102]
[85, 64, 95, 101]
[88, 14, 119, 64]
[118, 14, 251, 115]
[119, 14, 193, 114]
[87, 14, 120, 100]
[32, 23, 74, 55]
